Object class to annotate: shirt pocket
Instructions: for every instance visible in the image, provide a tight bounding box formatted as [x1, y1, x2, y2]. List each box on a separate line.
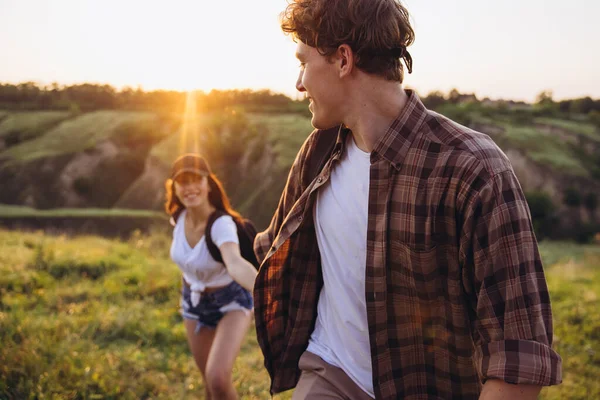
[389, 240, 444, 302]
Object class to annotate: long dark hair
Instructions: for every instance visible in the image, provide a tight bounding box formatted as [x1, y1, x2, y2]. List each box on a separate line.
[164, 173, 241, 224]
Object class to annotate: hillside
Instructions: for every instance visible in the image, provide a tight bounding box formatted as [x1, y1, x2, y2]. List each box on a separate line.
[0, 101, 599, 238]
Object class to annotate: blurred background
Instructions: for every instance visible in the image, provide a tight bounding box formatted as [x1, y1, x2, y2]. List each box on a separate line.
[0, 1, 598, 399]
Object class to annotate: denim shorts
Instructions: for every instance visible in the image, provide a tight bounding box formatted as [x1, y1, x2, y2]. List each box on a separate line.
[180, 280, 253, 332]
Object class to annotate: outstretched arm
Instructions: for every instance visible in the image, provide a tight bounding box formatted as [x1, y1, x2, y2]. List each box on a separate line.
[220, 241, 257, 293]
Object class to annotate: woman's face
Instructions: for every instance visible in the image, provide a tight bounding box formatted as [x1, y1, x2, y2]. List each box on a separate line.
[173, 172, 210, 209]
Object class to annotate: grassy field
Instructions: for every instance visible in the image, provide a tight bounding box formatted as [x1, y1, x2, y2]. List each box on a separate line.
[149, 110, 314, 169]
[0, 228, 598, 399]
[247, 113, 313, 168]
[0, 229, 287, 400]
[1, 111, 159, 163]
[534, 117, 600, 142]
[496, 125, 591, 177]
[0, 204, 165, 219]
[2, 107, 597, 190]
[0, 111, 72, 142]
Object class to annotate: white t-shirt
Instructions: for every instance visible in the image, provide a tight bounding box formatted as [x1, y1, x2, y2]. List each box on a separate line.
[307, 134, 374, 398]
[170, 210, 239, 306]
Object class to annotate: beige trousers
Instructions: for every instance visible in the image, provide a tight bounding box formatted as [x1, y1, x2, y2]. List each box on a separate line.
[292, 351, 373, 400]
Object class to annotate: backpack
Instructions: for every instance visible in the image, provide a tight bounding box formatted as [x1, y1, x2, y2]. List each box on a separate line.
[205, 210, 260, 269]
[203, 127, 340, 270]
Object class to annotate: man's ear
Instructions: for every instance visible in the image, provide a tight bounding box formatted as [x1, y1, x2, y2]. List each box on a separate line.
[336, 44, 354, 78]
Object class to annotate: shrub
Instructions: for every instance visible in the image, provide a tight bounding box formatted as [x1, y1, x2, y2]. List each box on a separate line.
[526, 191, 557, 239]
[583, 193, 598, 214]
[72, 177, 92, 195]
[564, 187, 583, 207]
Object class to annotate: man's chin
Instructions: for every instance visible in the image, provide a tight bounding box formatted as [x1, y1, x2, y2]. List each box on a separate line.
[310, 115, 340, 131]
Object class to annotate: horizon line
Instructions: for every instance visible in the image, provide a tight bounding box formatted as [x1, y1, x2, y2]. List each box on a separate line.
[1, 79, 597, 104]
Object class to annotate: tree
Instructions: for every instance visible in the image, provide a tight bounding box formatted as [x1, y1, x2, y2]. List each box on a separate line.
[448, 88, 461, 104]
[422, 91, 446, 110]
[535, 90, 554, 106]
[535, 90, 558, 116]
[570, 97, 595, 114]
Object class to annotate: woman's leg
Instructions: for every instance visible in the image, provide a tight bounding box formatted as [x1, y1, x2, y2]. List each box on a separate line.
[184, 319, 216, 400]
[204, 310, 253, 400]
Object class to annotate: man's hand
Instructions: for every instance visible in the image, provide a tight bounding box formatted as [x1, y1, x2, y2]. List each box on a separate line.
[480, 379, 542, 400]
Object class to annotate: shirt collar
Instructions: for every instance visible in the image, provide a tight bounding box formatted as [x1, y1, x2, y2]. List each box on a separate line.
[332, 90, 428, 170]
[373, 90, 428, 170]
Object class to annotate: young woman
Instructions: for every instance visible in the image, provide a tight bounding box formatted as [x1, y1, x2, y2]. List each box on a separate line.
[165, 153, 257, 400]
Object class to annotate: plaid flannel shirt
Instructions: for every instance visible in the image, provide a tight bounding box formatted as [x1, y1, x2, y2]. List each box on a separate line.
[253, 91, 562, 399]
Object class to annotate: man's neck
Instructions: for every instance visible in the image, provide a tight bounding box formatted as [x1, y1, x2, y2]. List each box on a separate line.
[343, 82, 409, 153]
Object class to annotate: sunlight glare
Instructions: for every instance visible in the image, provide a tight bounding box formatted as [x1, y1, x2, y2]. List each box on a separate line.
[180, 90, 200, 155]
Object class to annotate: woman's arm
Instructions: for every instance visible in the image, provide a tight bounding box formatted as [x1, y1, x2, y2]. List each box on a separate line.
[220, 241, 257, 293]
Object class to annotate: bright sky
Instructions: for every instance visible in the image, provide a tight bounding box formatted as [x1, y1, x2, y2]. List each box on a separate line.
[1, 0, 598, 102]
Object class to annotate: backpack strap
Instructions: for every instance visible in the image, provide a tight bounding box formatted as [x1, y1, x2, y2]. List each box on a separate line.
[205, 210, 228, 263]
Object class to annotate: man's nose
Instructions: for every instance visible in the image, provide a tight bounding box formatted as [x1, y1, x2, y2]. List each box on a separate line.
[296, 71, 306, 92]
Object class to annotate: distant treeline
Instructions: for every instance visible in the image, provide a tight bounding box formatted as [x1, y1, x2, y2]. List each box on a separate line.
[3, 82, 600, 118]
[0, 82, 309, 115]
[421, 89, 600, 116]
[420, 89, 600, 129]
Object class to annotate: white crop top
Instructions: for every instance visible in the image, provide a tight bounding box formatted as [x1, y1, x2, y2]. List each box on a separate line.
[170, 210, 239, 306]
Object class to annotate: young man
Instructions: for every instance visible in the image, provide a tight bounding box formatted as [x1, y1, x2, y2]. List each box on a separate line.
[253, 1, 562, 399]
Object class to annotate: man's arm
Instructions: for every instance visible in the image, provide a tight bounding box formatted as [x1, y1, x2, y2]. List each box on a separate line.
[480, 379, 541, 400]
[459, 169, 562, 390]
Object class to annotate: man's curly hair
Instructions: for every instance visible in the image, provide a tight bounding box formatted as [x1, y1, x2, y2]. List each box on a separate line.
[281, 0, 415, 82]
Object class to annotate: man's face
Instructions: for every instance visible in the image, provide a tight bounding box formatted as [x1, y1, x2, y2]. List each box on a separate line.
[295, 42, 345, 130]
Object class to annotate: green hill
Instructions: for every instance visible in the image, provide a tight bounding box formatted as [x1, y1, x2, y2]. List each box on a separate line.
[2, 110, 159, 163]
[0, 102, 599, 237]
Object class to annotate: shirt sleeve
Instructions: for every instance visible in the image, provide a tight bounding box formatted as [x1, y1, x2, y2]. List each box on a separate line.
[211, 215, 239, 248]
[460, 169, 562, 386]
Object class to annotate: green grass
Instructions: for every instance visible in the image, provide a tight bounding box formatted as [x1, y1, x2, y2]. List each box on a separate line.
[535, 117, 600, 141]
[2, 111, 158, 163]
[247, 113, 313, 167]
[150, 114, 216, 166]
[0, 204, 165, 219]
[0, 229, 291, 399]
[0, 229, 597, 398]
[0, 111, 72, 142]
[538, 241, 600, 400]
[150, 110, 313, 168]
[150, 129, 186, 166]
[151, 111, 314, 169]
[499, 125, 590, 177]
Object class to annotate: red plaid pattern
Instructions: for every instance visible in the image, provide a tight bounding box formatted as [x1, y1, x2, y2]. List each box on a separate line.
[253, 91, 562, 399]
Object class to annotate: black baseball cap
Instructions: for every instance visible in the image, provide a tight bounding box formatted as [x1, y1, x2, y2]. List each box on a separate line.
[171, 154, 212, 179]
